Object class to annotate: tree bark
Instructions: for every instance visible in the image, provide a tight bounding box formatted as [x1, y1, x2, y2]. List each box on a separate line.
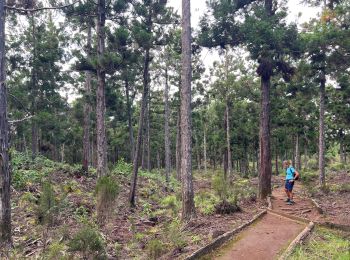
[96, 0, 107, 178]
[31, 14, 38, 160]
[339, 129, 345, 164]
[164, 67, 171, 186]
[129, 47, 151, 207]
[0, 0, 11, 245]
[275, 138, 279, 175]
[181, 0, 195, 222]
[318, 71, 326, 187]
[295, 134, 301, 170]
[258, 76, 272, 200]
[125, 79, 134, 162]
[146, 91, 151, 171]
[203, 122, 207, 175]
[82, 25, 92, 174]
[225, 101, 232, 178]
[176, 109, 181, 181]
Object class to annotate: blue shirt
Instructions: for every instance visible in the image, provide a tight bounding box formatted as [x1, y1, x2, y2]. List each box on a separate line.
[286, 166, 295, 180]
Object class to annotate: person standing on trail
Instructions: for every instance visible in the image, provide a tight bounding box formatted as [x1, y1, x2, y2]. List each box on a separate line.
[283, 160, 299, 205]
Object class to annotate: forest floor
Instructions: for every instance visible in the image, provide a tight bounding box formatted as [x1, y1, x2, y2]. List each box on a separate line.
[4, 153, 350, 259]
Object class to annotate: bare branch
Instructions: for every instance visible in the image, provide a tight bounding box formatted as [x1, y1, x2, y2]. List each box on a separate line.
[9, 115, 33, 124]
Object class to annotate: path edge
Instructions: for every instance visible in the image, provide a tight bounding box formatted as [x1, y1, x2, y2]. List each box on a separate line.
[183, 210, 267, 260]
[278, 221, 315, 260]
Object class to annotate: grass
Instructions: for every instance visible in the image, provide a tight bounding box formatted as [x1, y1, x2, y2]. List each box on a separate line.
[290, 227, 350, 260]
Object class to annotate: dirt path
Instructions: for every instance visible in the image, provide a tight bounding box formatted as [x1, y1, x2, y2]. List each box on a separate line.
[213, 212, 304, 260]
[210, 179, 323, 260]
[271, 178, 322, 222]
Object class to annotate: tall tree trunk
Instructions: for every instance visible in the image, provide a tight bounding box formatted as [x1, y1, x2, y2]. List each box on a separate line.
[82, 25, 92, 173]
[164, 67, 171, 186]
[181, 0, 195, 222]
[0, 0, 11, 245]
[125, 79, 134, 162]
[295, 134, 301, 170]
[31, 14, 38, 160]
[339, 129, 345, 164]
[146, 91, 151, 171]
[203, 122, 207, 175]
[129, 48, 151, 207]
[258, 76, 272, 200]
[319, 70, 326, 187]
[225, 101, 232, 178]
[176, 109, 181, 181]
[275, 138, 279, 175]
[96, 0, 107, 178]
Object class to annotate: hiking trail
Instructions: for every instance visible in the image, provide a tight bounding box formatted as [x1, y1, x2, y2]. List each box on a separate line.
[211, 178, 322, 260]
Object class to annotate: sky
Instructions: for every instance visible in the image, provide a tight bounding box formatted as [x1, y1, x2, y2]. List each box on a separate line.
[167, 0, 320, 73]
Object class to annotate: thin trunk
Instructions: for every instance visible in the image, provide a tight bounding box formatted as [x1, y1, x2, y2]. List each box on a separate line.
[319, 71, 326, 187]
[31, 14, 38, 160]
[226, 101, 232, 178]
[339, 129, 345, 164]
[164, 67, 171, 185]
[129, 47, 151, 207]
[176, 109, 181, 181]
[181, 0, 196, 222]
[295, 134, 301, 170]
[157, 151, 160, 169]
[203, 123, 207, 175]
[82, 25, 92, 174]
[146, 91, 151, 171]
[258, 76, 272, 200]
[96, 0, 107, 177]
[275, 139, 279, 175]
[125, 79, 134, 162]
[0, 0, 11, 245]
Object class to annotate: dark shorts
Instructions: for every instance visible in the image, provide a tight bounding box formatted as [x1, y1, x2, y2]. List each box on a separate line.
[285, 180, 294, 192]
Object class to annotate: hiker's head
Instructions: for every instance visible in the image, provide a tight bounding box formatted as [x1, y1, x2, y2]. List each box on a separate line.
[283, 160, 292, 169]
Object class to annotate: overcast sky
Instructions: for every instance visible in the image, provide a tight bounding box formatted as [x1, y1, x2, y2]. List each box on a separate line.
[167, 0, 320, 76]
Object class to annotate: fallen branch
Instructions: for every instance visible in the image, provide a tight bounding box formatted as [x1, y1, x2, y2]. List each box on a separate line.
[278, 221, 314, 260]
[310, 198, 323, 214]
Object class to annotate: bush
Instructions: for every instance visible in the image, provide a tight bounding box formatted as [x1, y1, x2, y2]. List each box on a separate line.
[68, 226, 106, 260]
[95, 176, 119, 223]
[212, 173, 229, 201]
[194, 191, 219, 215]
[147, 239, 165, 260]
[37, 181, 57, 225]
[43, 241, 67, 260]
[112, 158, 132, 176]
[161, 195, 180, 216]
[166, 219, 187, 251]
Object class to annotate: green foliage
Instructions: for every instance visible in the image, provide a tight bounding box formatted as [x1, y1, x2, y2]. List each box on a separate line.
[43, 241, 67, 260]
[37, 181, 57, 226]
[290, 227, 350, 260]
[112, 158, 132, 176]
[165, 219, 187, 250]
[147, 239, 165, 260]
[161, 195, 180, 216]
[95, 176, 119, 223]
[68, 226, 106, 259]
[194, 191, 220, 215]
[212, 173, 230, 201]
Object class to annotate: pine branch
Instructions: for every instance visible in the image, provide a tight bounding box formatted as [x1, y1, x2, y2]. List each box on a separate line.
[5, 1, 80, 13]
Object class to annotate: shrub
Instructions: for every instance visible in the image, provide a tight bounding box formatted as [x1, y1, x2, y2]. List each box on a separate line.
[68, 226, 106, 260]
[166, 219, 187, 251]
[212, 173, 229, 201]
[147, 239, 165, 259]
[161, 195, 180, 216]
[43, 241, 67, 260]
[194, 191, 219, 215]
[95, 176, 119, 223]
[112, 158, 132, 176]
[37, 181, 57, 225]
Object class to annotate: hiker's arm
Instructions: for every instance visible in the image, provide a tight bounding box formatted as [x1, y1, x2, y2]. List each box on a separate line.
[294, 170, 299, 180]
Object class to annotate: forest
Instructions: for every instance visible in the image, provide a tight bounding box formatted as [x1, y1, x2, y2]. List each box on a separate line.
[0, 0, 349, 259]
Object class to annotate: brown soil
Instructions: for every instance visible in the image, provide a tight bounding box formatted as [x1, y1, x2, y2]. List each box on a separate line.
[271, 177, 323, 222]
[312, 171, 350, 226]
[213, 212, 304, 260]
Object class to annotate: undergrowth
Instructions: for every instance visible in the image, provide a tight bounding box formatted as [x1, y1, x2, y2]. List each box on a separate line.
[290, 227, 350, 260]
